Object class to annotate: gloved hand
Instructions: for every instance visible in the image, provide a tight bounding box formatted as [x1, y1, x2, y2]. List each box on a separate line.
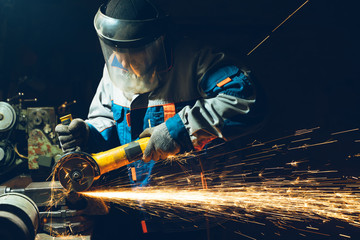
[139, 123, 180, 162]
[55, 118, 89, 153]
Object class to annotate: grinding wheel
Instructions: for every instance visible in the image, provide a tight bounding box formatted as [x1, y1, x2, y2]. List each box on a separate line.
[56, 152, 100, 192]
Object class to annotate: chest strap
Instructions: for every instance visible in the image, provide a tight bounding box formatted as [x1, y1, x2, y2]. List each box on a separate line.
[163, 103, 176, 121]
[126, 112, 131, 127]
[126, 103, 175, 127]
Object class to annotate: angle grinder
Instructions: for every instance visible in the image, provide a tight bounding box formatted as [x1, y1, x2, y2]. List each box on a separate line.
[54, 115, 150, 192]
[55, 137, 149, 192]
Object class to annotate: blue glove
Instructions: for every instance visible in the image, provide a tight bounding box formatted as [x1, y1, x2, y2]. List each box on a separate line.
[139, 123, 180, 162]
[55, 118, 89, 153]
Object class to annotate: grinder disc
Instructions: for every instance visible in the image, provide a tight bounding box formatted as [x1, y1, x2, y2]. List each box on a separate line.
[56, 152, 100, 192]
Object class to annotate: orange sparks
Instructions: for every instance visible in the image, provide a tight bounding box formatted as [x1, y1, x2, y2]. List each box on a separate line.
[82, 179, 360, 226]
[247, 0, 310, 55]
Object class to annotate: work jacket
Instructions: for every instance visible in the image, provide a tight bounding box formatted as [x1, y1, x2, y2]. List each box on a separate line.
[85, 37, 266, 232]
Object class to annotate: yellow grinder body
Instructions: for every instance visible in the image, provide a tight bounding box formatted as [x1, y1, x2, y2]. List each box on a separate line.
[55, 137, 150, 192]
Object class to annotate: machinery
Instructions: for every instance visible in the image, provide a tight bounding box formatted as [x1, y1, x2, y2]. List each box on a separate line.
[0, 96, 64, 182]
[0, 96, 150, 239]
[0, 192, 39, 240]
[0, 100, 27, 182]
[0, 96, 102, 239]
[55, 137, 150, 192]
[0, 102, 16, 133]
[0, 179, 108, 239]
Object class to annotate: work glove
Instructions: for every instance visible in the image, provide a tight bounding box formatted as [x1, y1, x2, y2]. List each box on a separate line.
[139, 123, 181, 162]
[55, 118, 89, 153]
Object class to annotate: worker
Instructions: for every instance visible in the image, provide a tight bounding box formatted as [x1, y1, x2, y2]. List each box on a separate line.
[55, 0, 266, 238]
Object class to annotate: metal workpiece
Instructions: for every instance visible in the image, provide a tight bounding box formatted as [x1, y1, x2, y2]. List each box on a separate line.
[40, 208, 79, 218]
[35, 233, 90, 240]
[1, 181, 65, 207]
[2, 179, 109, 213]
[38, 205, 94, 237]
[0, 192, 40, 240]
[0, 180, 107, 238]
[22, 181, 66, 207]
[41, 215, 93, 237]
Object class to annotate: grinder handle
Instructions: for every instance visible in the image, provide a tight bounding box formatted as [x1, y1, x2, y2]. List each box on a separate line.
[91, 137, 150, 175]
[59, 114, 73, 125]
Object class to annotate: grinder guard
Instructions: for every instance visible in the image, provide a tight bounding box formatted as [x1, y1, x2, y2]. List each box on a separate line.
[55, 152, 100, 193]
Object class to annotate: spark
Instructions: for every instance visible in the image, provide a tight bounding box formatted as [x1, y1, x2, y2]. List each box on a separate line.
[247, 35, 270, 56]
[295, 127, 320, 136]
[291, 138, 311, 143]
[287, 140, 338, 150]
[82, 178, 360, 227]
[288, 225, 331, 236]
[286, 161, 300, 167]
[306, 226, 319, 230]
[164, 151, 195, 164]
[339, 234, 351, 238]
[331, 128, 359, 136]
[81, 126, 360, 232]
[235, 231, 257, 240]
[47, 126, 360, 238]
[206, 127, 320, 161]
[247, 0, 310, 55]
[35, 234, 89, 240]
[271, 0, 310, 33]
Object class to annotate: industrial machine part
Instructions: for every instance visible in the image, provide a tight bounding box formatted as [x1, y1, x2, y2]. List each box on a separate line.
[27, 129, 62, 170]
[0, 97, 64, 182]
[55, 137, 150, 192]
[27, 107, 62, 171]
[0, 192, 39, 240]
[0, 101, 27, 182]
[0, 180, 107, 238]
[27, 107, 58, 143]
[0, 140, 16, 173]
[0, 139, 26, 184]
[0, 181, 65, 207]
[0, 102, 16, 132]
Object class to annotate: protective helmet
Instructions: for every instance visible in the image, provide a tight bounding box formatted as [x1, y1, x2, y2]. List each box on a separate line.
[94, 0, 169, 94]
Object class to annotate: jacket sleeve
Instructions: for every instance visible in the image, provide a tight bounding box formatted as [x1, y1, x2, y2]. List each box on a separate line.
[85, 65, 120, 152]
[165, 46, 266, 151]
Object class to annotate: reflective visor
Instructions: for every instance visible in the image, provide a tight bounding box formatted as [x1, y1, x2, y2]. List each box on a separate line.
[94, 5, 168, 94]
[99, 36, 167, 94]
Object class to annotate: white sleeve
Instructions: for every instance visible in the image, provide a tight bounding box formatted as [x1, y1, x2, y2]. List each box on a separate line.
[86, 65, 115, 132]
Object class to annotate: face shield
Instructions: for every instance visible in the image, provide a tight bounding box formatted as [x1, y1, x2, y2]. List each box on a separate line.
[94, 5, 168, 94]
[99, 36, 167, 94]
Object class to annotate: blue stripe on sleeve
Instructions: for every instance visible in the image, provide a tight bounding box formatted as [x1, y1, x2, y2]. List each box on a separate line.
[165, 114, 193, 152]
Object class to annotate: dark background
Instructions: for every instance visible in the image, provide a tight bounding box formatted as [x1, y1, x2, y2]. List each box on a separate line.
[0, 0, 359, 239]
[0, 0, 359, 132]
